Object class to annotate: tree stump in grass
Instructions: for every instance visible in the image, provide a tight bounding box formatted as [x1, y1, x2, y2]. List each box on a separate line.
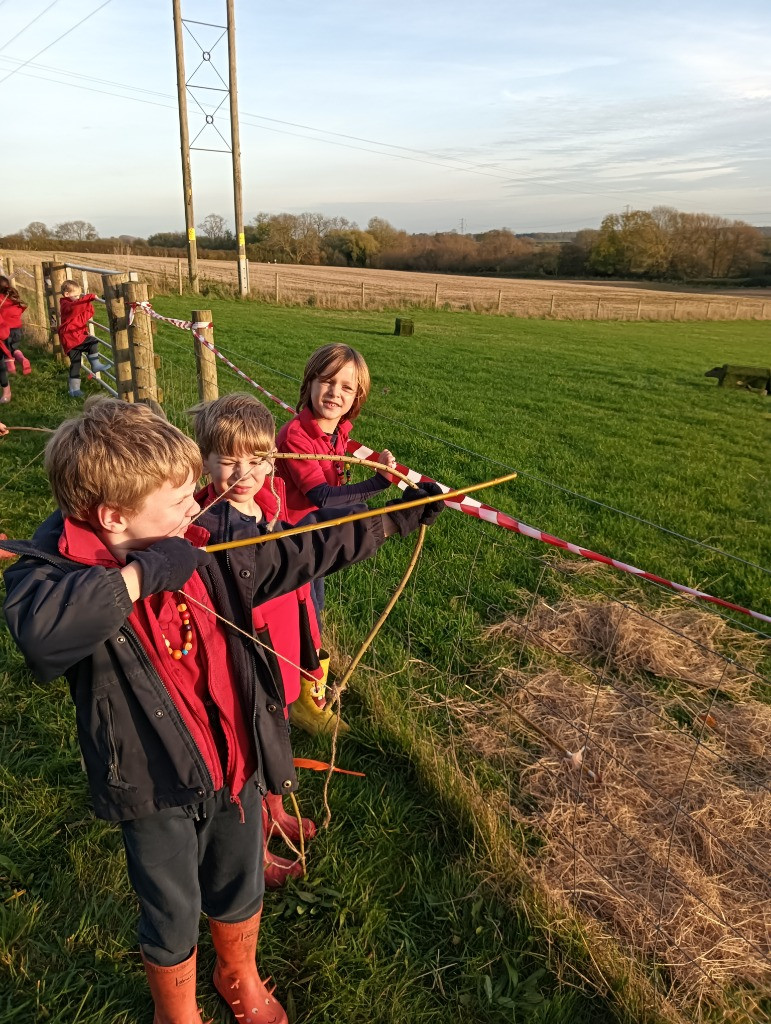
[394, 317, 414, 336]
[704, 365, 770, 394]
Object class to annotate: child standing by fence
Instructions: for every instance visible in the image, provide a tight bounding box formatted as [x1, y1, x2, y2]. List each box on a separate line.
[0, 276, 31, 376]
[276, 343, 397, 616]
[190, 392, 325, 889]
[2, 397, 441, 1023]
[58, 280, 109, 398]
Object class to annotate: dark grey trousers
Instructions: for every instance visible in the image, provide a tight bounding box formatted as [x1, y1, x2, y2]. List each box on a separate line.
[120, 777, 264, 966]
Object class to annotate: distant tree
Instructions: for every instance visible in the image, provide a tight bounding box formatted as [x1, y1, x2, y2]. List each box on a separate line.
[198, 213, 229, 241]
[22, 221, 50, 241]
[557, 229, 598, 276]
[53, 220, 98, 241]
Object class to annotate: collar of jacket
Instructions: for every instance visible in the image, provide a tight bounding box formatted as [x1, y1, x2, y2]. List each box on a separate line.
[58, 516, 210, 567]
[297, 404, 353, 444]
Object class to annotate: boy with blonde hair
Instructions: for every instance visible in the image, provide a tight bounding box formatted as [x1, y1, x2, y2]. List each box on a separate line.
[2, 397, 442, 1023]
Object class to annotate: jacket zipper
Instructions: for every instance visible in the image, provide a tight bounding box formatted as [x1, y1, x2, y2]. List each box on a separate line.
[121, 624, 214, 793]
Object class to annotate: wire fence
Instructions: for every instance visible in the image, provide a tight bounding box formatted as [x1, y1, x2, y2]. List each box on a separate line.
[3, 250, 770, 322]
[2, 255, 768, 1022]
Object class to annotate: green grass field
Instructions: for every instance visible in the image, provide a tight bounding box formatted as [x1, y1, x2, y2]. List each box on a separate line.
[0, 300, 769, 1023]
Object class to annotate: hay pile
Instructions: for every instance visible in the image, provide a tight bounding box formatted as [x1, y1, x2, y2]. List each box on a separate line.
[435, 661, 771, 1005]
[485, 597, 767, 698]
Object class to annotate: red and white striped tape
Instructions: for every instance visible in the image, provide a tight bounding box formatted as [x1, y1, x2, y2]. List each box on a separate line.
[128, 301, 770, 625]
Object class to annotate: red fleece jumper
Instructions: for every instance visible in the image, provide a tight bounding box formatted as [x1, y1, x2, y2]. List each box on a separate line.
[59, 294, 96, 354]
[58, 517, 258, 808]
[197, 479, 322, 707]
[0, 296, 26, 330]
[275, 406, 354, 524]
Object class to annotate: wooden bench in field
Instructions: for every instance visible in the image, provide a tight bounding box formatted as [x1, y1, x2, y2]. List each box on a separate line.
[704, 365, 770, 393]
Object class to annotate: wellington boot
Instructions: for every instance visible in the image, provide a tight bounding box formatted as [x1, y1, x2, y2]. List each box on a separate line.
[68, 378, 83, 399]
[87, 352, 111, 374]
[261, 803, 303, 889]
[289, 653, 349, 736]
[0, 385, 10, 403]
[209, 911, 288, 1024]
[13, 350, 31, 375]
[4, 358, 15, 375]
[264, 791, 316, 846]
[142, 947, 209, 1024]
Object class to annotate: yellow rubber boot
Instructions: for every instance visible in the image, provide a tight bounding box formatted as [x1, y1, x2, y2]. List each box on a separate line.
[289, 651, 349, 735]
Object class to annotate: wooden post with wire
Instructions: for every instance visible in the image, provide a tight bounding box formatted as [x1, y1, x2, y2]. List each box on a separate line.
[47, 263, 68, 364]
[122, 281, 158, 403]
[193, 308, 218, 402]
[102, 272, 134, 402]
[4, 256, 14, 286]
[32, 263, 49, 349]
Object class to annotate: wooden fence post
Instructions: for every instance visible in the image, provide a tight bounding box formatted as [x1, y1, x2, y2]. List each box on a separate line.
[360, 281, 365, 309]
[274, 272, 279, 304]
[177, 259, 183, 295]
[497, 289, 503, 314]
[636, 298, 642, 320]
[193, 308, 218, 402]
[47, 263, 68, 363]
[32, 263, 49, 348]
[549, 293, 556, 316]
[122, 280, 158, 403]
[595, 298, 601, 318]
[102, 273, 134, 401]
[5, 256, 14, 285]
[434, 282, 439, 309]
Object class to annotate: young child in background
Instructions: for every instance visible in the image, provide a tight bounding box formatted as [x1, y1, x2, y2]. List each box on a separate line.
[0, 276, 31, 376]
[58, 279, 109, 398]
[0, 315, 12, 403]
[190, 392, 324, 889]
[3, 398, 441, 1024]
[276, 343, 397, 616]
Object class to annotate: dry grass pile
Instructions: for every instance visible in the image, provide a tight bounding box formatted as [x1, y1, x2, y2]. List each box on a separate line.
[485, 596, 768, 699]
[430, 665, 771, 1006]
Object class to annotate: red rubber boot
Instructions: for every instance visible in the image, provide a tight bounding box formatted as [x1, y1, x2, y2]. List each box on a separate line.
[13, 350, 31, 375]
[209, 911, 288, 1024]
[264, 791, 316, 845]
[4, 358, 14, 376]
[141, 947, 209, 1024]
[262, 802, 303, 889]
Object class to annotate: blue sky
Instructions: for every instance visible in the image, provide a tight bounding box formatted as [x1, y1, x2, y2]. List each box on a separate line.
[2, 0, 770, 237]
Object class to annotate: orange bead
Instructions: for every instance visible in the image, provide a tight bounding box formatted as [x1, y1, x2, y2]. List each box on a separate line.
[177, 603, 187, 612]
[172, 649, 183, 660]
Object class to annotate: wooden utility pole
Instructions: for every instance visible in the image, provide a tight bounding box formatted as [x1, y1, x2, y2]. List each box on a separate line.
[172, 0, 199, 293]
[226, 0, 248, 297]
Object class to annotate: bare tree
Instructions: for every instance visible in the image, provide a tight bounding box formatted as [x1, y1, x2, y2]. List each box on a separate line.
[53, 220, 99, 241]
[198, 213, 228, 240]
[22, 221, 50, 241]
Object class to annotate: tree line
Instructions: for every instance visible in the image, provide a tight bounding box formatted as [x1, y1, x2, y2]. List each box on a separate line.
[3, 207, 769, 283]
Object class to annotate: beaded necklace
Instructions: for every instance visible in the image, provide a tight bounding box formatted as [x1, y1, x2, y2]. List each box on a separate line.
[161, 596, 194, 660]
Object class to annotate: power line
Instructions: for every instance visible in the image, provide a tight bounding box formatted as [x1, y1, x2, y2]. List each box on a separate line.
[0, 0, 112, 86]
[0, 0, 63, 55]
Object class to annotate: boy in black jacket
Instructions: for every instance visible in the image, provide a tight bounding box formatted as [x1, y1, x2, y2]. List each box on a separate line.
[2, 398, 441, 1024]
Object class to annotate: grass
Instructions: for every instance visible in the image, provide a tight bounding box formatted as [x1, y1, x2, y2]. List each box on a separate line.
[1, 301, 769, 1023]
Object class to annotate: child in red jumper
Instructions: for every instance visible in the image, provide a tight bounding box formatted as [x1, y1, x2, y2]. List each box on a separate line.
[58, 279, 109, 398]
[0, 276, 31, 377]
[190, 392, 324, 890]
[276, 343, 397, 617]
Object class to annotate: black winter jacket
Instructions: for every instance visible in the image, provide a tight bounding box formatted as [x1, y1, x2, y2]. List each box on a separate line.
[2, 507, 385, 822]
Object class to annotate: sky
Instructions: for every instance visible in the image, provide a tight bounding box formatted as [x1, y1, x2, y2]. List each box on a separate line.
[2, 0, 770, 237]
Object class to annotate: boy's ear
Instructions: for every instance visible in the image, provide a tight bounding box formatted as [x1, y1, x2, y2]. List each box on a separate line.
[95, 504, 130, 535]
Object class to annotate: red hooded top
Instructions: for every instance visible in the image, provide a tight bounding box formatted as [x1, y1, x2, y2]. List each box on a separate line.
[197, 478, 322, 707]
[58, 516, 257, 808]
[275, 406, 354, 523]
[59, 293, 96, 353]
[0, 295, 26, 330]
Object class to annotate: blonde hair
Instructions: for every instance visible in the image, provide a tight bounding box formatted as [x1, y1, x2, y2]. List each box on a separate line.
[188, 392, 275, 458]
[61, 279, 81, 295]
[298, 344, 371, 422]
[45, 398, 202, 520]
